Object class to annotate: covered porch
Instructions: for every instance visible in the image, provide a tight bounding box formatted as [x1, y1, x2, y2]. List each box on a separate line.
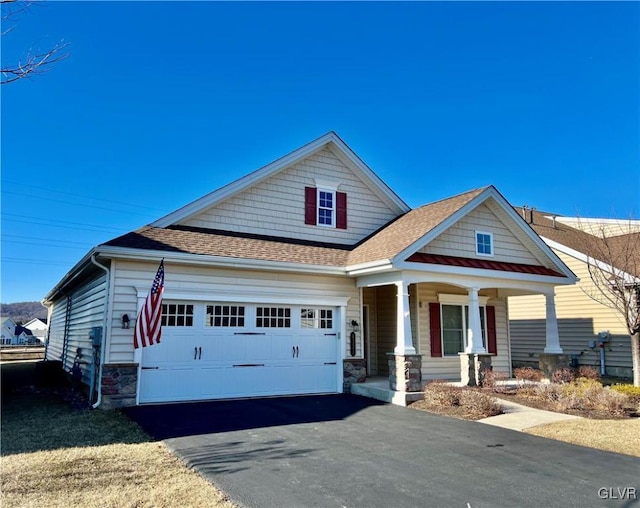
[353, 271, 567, 406]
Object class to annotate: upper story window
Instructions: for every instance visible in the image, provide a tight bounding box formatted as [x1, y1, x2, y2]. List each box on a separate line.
[475, 231, 493, 256]
[305, 185, 347, 230]
[318, 190, 335, 227]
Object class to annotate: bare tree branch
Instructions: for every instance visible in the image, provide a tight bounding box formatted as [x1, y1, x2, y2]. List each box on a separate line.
[1, 0, 70, 85]
[579, 219, 640, 385]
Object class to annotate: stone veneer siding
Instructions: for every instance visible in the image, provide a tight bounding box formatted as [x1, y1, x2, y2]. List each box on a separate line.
[538, 353, 570, 380]
[100, 363, 138, 409]
[387, 354, 422, 392]
[460, 353, 493, 387]
[343, 359, 366, 392]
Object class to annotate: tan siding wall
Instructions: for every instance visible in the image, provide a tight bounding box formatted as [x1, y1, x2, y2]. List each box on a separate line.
[109, 260, 361, 364]
[363, 288, 378, 375]
[415, 284, 510, 380]
[374, 285, 396, 376]
[421, 203, 542, 265]
[46, 296, 68, 363]
[180, 147, 399, 245]
[46, 275, 107, 386]
[509, 251, 632, 374]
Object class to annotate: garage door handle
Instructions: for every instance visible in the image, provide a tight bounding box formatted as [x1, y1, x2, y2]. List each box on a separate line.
[194, 347, 198, 360]
[198, 347, 202, 360]
[296, 346, 299, 358]
[292, 346, 295, 358]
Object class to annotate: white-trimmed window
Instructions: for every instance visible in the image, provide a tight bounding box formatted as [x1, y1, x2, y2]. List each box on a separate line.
[206, 304, 245, 327]
[256, 307, 291, 328]
[441, 304, 487, 356]
[318, 189, 335, 227]
[301, 308, 333, 329]
[161, 303, 194, 327]
[475, 231, 493, 256]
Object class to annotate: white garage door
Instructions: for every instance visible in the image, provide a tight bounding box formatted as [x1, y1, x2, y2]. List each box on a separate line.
[138, 301, 340, 403]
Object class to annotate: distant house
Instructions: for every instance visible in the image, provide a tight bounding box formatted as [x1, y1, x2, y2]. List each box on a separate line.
[509, 209, 639, 378]
[24, 318, 48, 345]
[0, 317, 34, 345]
[43, 132, 577, 409]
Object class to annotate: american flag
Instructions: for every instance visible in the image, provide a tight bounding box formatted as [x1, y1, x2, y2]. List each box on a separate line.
[133, 260, 165, 349]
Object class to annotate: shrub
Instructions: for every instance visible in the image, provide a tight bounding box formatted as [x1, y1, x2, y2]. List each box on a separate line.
[458, 390, 503, 417]
[514, 367, 544, 382]
[576, 366, 601, 382]
[481, 369, 509, 393]
[422, 382, 504, 418]
[551, 368, 576, 384]
[535, 379, 628, 416]
[423, 381, 461, 406]
[611, 384, 640, 403]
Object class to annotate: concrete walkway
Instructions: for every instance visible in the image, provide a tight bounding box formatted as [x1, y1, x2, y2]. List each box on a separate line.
[479, 398, 582, 431]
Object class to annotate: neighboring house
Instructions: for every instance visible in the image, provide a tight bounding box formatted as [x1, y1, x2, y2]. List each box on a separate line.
[43, 132, 576, 409]
[24, 318, 48, 345]
[0, 317, 34, 345]
[509, 209, 639, 378]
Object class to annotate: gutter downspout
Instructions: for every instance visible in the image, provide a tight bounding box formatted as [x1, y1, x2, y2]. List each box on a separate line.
[90, 254, 110, 409]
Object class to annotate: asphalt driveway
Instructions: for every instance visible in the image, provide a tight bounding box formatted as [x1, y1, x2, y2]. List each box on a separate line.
[124, 395, 640, 508]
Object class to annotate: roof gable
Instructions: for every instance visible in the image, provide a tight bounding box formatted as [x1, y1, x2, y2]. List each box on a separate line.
[349, 186, 577, 281]
[152, 132, 409, 229]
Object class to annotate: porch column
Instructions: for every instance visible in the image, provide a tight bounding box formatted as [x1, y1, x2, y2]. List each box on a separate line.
[394, 280, 416, 354]
[465, 287, 486, 354]
[544, 291, 563, 353]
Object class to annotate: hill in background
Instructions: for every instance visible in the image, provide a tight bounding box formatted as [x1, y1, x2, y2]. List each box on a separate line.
[1, 302, 48, 324]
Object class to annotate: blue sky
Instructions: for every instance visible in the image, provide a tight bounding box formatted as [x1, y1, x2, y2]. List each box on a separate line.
[2, 1, 639, 304]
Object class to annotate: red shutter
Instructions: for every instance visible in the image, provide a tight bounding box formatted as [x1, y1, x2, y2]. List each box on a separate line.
[486, 306, 497, 354]
[429, 302, 442, 357]
[305, 187, 317, 225]
[336, 192, 347, 229]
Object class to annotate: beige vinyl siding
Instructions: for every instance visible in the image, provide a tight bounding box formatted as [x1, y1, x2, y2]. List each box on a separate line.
[109, 260, 361, 364]
[509, 251, 632, 375]
[372, 285, 396, 376]
[180, 147, 400, 245]
[45, 296, 68, 364]
[363, 288, 378, 375]
[45, 274, 107, 386]
[416, 284, 510, 380]
[421, 202, 553, 267]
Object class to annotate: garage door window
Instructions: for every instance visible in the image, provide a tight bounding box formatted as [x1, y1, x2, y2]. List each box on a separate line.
[256, 307, 291, 328]
[161, 304, 194, 327]
[206, 305, 245, 327]
[301, 308, 333, 329]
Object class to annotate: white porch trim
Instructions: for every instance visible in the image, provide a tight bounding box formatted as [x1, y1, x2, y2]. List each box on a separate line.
[394, 280, 416, 354]
[465, 287, 486, 354]
[543, 291, 563, 354]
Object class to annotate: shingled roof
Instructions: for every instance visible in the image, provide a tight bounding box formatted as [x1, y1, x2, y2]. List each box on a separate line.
[103, 188, 490, 269]
[515, 208, 640, 278]
[347, 187, 487, 266]
[103, 225, 352, 267]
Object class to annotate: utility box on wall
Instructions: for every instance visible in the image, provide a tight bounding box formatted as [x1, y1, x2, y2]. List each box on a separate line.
[89, 327, 102, 347]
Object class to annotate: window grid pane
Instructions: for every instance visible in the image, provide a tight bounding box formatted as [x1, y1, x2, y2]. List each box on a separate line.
[161, 303, 194, 327]
[256, 307, 291, 328]
[206, 304, 245, 327]
[300, 308, 333, 329]
[476, 233, 492, 255]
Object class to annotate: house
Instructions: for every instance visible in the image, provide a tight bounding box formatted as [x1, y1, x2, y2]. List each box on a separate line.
[24, 318, 48, 345]
[1, 317, 34, 345]
[43, 132, 577, 409]
[509, 209, 640, 378]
